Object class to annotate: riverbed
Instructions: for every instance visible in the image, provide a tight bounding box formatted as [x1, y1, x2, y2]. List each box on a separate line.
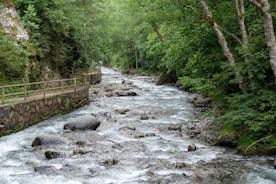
[0, 67, 275, 184]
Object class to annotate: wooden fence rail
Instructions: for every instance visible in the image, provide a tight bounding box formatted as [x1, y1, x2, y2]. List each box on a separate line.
[0, 77, 89, 105]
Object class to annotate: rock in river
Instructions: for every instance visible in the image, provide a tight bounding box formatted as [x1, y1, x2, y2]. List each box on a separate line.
[32, 134, 70, 147]
[64, 115, 101, 131]
[187, 144, 197, 152]
[114, 108, 130, 115]
[116, 91, 137, 97]
[34, 166, 57, 173]
[45, 150, 65, 159]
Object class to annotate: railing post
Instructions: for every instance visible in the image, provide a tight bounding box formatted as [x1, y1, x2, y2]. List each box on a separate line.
[43, 82, 46, 98]
[61, 80, 64, 94]
[24, 81, 27, 101]
[2, 85, 5, 105]
[74, 78, 77, 92]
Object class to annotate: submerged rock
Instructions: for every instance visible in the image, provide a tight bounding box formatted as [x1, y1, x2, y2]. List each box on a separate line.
[73, 149, 89, 155]
[31, 134, 70, 147]
[140, 113, 155, 120]
[140, 114, 150, 120]
[101, 159, 119, 167]
[175, 162, 186, 169]
[45, 150, 65, 159]
[34, 166, 56, 173]
[187, 144, 197, 152]
[122, 79, 133, 85]
[114, 108, 130, 115]
[64, 115, 101, 131]
[134, 133, 156, 139]
[75, 140, 86, 146]
[119, 126, 136, 131]
[168, 126, 182, 132]
[115, 91, 137, 97]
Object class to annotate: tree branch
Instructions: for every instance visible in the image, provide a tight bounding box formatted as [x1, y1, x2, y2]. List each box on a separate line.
[183, 1, 242, 45]
[244, 135, 273, 154]
[249, 0, 262, 9]
[218, 24, 243, 45]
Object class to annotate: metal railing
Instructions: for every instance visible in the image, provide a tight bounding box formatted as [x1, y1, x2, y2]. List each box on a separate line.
[0, 77, 89, 105]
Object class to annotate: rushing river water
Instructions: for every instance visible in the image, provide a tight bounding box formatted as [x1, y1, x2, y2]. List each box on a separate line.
[0, 67, 275, 184]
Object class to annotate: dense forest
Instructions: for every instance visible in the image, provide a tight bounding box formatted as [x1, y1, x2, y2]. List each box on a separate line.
[0, 0, 276, 154]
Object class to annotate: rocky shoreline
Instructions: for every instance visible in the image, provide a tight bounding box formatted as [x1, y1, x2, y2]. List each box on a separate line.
[114, 68, 276, 168]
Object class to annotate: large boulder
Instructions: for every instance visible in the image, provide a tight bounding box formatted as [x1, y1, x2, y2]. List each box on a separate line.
[31, 134, 70, 147]
[64, 115, 101, 131]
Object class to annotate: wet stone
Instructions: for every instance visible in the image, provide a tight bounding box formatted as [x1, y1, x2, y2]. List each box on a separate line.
[63, 115, 101, 131]
[175, 162, 186, 169]
[168, 126, 182, 132]
[116, 91, 137, 97]
[187, 144, 197, 152]
[114, 108, 130, 115]
[140, 114, 150, 120]
[119, 126, 136, 131]
[45, 150, 65, 159]
[76, 140, 86, 146]
[34, 166, 56, 173]
[73, 149, 89, 155]
[134, 133, 156, 139]
[101, 159, 119, 167]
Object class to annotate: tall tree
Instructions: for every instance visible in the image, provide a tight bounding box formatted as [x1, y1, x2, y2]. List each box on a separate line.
[198, 0, 244, 90]
[249, 0, 276, 82]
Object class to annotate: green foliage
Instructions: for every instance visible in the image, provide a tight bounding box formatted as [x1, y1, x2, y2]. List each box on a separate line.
[0, 27, 30, 82]
[13, 0, 102, 79]
[179, 76, 215, 93]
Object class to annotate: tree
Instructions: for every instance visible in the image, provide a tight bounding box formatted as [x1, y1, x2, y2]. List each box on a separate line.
[198, 0, 244, 91]
[249, 0, 276, 82]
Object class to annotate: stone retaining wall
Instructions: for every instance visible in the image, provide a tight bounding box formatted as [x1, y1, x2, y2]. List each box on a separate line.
[0, 88, 89, 137]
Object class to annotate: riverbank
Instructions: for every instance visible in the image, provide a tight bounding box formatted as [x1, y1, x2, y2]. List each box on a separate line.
[117, 67, 276, 157]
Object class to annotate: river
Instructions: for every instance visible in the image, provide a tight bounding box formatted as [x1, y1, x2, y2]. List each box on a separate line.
[0, 67, 275, 184]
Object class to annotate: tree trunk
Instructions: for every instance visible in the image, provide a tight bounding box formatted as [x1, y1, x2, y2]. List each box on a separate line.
[249, 0, 276, 82]
[262, 0, 276, 82]
[150, 21, 164, 42]
[233, 0, 249, 46]
[233, 0, 253, 89]
[198, 0, 244, 90]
